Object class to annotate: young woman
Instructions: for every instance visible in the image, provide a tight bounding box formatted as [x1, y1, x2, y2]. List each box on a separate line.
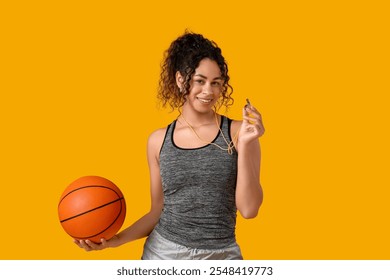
[75, 31, 265, 260]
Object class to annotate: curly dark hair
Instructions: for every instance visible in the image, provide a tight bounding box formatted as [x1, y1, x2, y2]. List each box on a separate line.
[157, 31, 234, 111]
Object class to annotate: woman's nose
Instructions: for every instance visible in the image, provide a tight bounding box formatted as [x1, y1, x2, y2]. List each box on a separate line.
[202, 83, 213, 94]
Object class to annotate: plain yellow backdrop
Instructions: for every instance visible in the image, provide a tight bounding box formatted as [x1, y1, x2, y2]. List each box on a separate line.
[1, 0, 389, 260]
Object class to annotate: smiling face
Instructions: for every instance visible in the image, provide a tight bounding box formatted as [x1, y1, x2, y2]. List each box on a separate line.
[177, 58, 223, 114]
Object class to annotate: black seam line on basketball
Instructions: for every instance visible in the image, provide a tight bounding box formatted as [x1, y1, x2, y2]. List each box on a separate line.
[71, 200, 124, 240]
[58, 185, 122, 206]
[60, 197, 124, 223]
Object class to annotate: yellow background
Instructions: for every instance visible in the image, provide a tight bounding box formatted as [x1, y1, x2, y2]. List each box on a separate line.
[1, 0, 389, 260]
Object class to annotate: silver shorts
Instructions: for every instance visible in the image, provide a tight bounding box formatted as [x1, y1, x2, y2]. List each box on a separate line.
[141, 230, 243, 260]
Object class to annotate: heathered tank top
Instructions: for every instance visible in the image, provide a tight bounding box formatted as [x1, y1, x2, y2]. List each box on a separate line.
[155, 115, 238, 249]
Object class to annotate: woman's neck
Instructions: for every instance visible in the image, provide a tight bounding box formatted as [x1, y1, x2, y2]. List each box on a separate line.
[180, 107, 217, 127]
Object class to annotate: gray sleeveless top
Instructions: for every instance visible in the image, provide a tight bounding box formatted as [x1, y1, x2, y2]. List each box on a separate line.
[155, 115, 238, 249]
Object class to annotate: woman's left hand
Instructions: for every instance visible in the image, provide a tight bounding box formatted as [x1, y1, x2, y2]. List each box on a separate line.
[239, 104, 265, 144]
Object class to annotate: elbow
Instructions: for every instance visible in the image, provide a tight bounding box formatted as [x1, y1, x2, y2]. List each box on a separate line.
[238, 200, 263, 219]
[239, 202, 262, 219]
[240, 209, 259, 219]
[238, 194, 263, 219]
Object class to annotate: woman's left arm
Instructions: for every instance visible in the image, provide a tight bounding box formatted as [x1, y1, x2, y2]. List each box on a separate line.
[233, 105, 265, 219]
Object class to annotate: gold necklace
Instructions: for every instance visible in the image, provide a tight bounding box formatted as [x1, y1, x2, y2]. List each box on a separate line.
[178, 111, 238, 155]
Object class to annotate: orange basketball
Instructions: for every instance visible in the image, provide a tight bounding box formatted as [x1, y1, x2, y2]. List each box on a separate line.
[58, 176, 126, 243]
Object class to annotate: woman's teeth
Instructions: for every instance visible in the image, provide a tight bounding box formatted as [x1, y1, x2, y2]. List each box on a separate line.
[197, 98, 212, 104]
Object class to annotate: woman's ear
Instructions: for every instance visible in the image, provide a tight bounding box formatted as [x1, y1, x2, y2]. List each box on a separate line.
[175, 71, 184, 91]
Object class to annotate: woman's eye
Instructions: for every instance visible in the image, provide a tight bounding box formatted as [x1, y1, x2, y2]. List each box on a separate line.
[195, 80, 205, 84]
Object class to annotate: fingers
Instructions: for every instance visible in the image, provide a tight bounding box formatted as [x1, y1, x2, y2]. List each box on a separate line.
[242, 119, 265, 137]
[244, 104, 262, 120]
[73, 239, 107, 252]
[243, 115, 261, 124]
[242, 107, 250, 124]
[100, 238, 108, 247]
[242, 103, 265, 138]
[243, 106, 264, 127]
[73, 239, 82, 248]
[78, 240, 93, 251]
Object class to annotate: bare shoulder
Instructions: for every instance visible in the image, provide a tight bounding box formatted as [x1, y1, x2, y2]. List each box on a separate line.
[230, 119, 243, 137]
[148, 127, 167, 142]
[147, 126, 168, 156]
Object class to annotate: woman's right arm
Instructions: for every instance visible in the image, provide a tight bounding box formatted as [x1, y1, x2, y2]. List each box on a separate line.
[75, 128, 166, 251]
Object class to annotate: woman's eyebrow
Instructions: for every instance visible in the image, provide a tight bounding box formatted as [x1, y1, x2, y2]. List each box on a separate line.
[194, 73, 223, 80]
